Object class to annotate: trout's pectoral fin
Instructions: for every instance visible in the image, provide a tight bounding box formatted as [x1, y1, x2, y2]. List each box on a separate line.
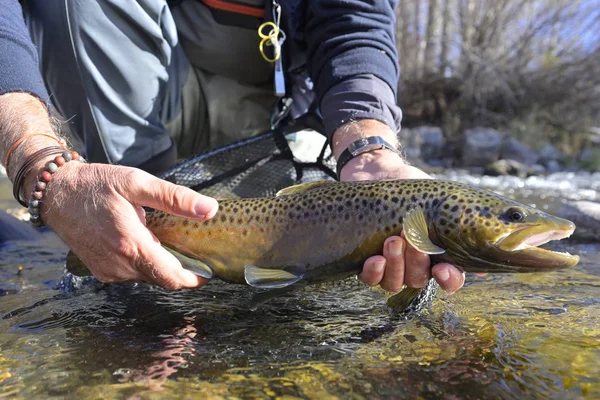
[402, 206, 446, 255]
[163, 246, 214, 279]
[245, 265, 305, 288]
[276, 180, 335, 197]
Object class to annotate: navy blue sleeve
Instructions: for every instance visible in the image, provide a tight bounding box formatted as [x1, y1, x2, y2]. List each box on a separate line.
[304, 0, 401, 137]
[0, 0, 49, 102]
[320, 74, 402, 137]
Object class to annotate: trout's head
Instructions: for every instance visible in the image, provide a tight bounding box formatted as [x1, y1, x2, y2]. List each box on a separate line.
[430, 186, 579, 272]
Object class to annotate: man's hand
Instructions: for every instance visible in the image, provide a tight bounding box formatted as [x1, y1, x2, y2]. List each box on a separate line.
[332, 120, 465, 295]
[40, 162, 219, 289]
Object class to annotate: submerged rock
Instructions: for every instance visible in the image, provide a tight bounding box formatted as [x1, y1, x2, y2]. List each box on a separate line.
[557, 201, 600, 241]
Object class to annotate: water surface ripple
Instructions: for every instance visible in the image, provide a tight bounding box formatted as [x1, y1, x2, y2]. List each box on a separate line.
[1, 173, 599, 399]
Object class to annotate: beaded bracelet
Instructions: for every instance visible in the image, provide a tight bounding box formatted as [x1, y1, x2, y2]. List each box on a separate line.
[13, 146, 66, 207]
[27, 150, 85, 227]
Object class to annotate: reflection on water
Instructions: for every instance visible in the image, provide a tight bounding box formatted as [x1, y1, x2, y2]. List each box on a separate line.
[1, 173, 599, 399]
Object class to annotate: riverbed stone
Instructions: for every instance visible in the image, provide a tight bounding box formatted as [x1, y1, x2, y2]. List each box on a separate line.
[539, 143, 564, 163]
[557, 201, 600, 241]
[462, 127, 503, 167]
[500, 137, 539, 165]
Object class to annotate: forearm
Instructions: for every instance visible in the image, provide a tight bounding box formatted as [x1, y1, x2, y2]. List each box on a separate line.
[0, 92, 62, 186]
[305, 0, 399, 102]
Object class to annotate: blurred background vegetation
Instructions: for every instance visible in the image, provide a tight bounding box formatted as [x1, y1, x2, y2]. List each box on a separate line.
[393, 0, 600, 159]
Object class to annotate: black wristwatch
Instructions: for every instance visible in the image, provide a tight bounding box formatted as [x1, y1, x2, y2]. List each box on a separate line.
[336, 136, 400, 180]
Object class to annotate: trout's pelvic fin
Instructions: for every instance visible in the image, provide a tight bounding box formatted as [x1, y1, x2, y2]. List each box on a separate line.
[402, 206, 446, 254]
[163, 247, 214, 279]
[276, 180, 335, 197]
[245, 265, 305, 288]
[386, 287, 424, 311]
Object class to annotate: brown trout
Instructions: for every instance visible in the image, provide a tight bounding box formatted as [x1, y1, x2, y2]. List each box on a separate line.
[67, 179, 579, 308]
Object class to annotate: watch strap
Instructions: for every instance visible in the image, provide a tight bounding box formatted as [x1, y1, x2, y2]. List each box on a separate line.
[336, 136, 399, 180]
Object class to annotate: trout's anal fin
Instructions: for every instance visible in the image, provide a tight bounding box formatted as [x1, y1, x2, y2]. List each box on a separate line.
[245, 265, 305, 288]
[276, 180, 335, 197]
[163, 246, 214, 279]
[402, 206, 446, 255]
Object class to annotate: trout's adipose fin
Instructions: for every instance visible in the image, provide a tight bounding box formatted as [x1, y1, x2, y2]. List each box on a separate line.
[163, 247, 214, 279]
[244, 265, 305, 288]
[276, 180, 335, 197]
[402, 206, 446, 255]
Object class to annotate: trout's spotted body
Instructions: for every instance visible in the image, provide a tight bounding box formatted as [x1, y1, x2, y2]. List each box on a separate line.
[145, 180, 579, 284]
[67, 179, 578, 309]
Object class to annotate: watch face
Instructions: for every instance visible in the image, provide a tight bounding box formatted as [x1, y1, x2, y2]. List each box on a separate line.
[350, 137, 384, 155]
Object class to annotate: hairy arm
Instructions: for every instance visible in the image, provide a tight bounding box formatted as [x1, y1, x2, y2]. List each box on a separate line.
[0, 92, 219, 288]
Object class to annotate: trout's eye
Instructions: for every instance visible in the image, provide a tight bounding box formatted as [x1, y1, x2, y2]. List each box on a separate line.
[505, 208, 526, 222]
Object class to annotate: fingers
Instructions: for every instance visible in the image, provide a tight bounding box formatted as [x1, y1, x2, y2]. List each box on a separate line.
[119, 169, 218, 220]
[401, 232, 431, 288]
[380, 237, 405, 292]
[359, 255, 387, 286]
[359, 232, 464, 296]
[432, 264, 465, 294]
[136, 240, 210, 289]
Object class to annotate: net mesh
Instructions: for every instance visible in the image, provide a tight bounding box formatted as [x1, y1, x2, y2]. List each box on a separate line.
[157, 114, 436, 313]
[159, 115, 337, 198]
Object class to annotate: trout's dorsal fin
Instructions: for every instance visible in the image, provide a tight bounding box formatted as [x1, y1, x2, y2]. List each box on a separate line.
[402, 206, 446, 254]
[245, 265, 305, 288]
[276, 180, 335, 197]
[163, 247, 214, 279]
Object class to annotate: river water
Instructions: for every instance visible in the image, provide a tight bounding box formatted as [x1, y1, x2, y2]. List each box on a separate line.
[0, 171, 598, 399]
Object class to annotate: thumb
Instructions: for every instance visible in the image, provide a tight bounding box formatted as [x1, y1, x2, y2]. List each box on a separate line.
[140, 239, 210, 289]
[120, 169, 218, 219]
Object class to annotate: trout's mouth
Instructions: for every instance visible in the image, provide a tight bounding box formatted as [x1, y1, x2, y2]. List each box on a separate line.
[495, 223, 579, 270]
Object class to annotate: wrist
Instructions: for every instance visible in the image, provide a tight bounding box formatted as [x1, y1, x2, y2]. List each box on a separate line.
[27, 151, 84, 226]
[8, 136, 65, 181]
[338, 149, 406, 181]
[331, 119, 398, 160]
